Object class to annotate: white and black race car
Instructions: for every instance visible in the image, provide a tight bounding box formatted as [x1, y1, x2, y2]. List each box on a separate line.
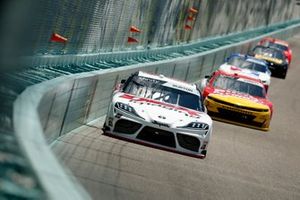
[103, 71, 213, 158]
[219, 54, 271, 92]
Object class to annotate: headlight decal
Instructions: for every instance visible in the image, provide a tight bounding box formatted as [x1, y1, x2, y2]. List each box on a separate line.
[179, 122, 209, 130]
[114, 102, 144, 119]
[115, 102, 133, 112]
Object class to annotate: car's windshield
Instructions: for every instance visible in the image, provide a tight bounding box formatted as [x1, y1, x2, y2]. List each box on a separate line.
[253, 47, 285, 60]
[213, 75, 265, 97]
[227, 56, 244, 67]
[123, 75, 203, 111]
[228, 57, 267, 72]
[264, 42, 288, 51]
[241, 61, 267, 72]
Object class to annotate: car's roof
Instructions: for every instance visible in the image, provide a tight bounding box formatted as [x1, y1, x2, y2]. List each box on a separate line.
[263, 37, 289, 47]
[273, 40, 289, 47]
[137, 71, 199, 95]
[214, 70, 264, 87]
[246, 57, 268, 67]
[228, 53, 268, 66]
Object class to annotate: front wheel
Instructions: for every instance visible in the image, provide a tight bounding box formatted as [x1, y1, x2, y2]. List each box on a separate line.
[102, 122, 110, 133]
[200, 150, 207, 159]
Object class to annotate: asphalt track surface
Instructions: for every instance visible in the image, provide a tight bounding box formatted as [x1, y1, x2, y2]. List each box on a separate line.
[52, 35, 300, 200]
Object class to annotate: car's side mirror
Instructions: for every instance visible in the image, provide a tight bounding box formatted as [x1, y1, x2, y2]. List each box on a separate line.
[204, 105, 208, 113]
[199, 78, 208, 92]
[248, 51, 255, 56]
[285, 59, 289, 64]
[120, 79, 126, 84]
[204, 75, 210, 79]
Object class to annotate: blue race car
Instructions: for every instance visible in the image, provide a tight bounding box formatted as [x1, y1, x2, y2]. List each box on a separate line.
[219, 53, 271, 92]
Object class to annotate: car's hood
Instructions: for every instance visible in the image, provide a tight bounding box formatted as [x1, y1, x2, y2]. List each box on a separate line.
[208, 89, 269, 109]
[114, 93, 212, 127]
[254, 54, 283, 65]
[258, 73, 270, 85]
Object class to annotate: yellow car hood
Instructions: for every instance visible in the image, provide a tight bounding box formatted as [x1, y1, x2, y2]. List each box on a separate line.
[255, 54, 283, 64]
[209, 93, 269, 109]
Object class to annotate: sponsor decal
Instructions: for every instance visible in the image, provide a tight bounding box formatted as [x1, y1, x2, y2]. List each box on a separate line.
[171, 84, 194, 92]
[220, 105, 253, 115]
[236, 78, 263, 87]
[139, 76, 163, 84]
[249, 71, 260, 77]
[158, 115, 166, 119]
[120, 94, 201, 118]
[230, 66, 242, 71]
[213, 89, 263, 104]
[255, 54, 283, 64]
[152, 120, 170, 127]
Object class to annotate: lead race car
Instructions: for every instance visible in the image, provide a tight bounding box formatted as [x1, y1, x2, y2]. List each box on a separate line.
[251, 45, 289, 79]
[258, 37, 292, 64]
[219, 53, 271, 91]
[200, 70, 273, 131]
[103, 71, 213, 158]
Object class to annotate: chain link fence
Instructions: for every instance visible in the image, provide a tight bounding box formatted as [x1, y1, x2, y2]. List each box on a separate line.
[1, 0, 300, 59]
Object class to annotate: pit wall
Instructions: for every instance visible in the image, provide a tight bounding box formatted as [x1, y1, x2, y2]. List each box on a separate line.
[13, 24, 300, 199]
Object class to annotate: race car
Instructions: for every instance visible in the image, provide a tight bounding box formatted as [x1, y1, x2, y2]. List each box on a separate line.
[251, 45, 289, 79]
[258, 37, 292, 64]
[219, 53, 271, 92]
[200, 70, 273, 131]
[103, 71, 213, 158]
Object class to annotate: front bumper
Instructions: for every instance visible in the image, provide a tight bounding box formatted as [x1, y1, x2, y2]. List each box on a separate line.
[103, 107, 211, 158]
[268, 62, 288, 76]
[204, 97, 271, 131]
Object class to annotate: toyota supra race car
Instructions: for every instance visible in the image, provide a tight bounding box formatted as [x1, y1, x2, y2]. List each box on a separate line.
[219, 53, 271, 91]
[103, 71, 213, 158]
[200, 70, 273, 131]
[252, 45, 289, 79]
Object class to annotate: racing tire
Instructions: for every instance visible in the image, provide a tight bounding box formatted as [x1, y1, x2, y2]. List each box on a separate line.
[201, 150, 207, 159]
[102, 123, 110, 133]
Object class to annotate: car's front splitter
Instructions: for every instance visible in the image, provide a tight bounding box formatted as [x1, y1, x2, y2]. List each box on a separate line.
[209, 116, 269, 131]
[102, 131, 207, 159]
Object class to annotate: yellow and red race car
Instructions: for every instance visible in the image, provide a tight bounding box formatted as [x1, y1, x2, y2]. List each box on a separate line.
[200, 70, 273, 131]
